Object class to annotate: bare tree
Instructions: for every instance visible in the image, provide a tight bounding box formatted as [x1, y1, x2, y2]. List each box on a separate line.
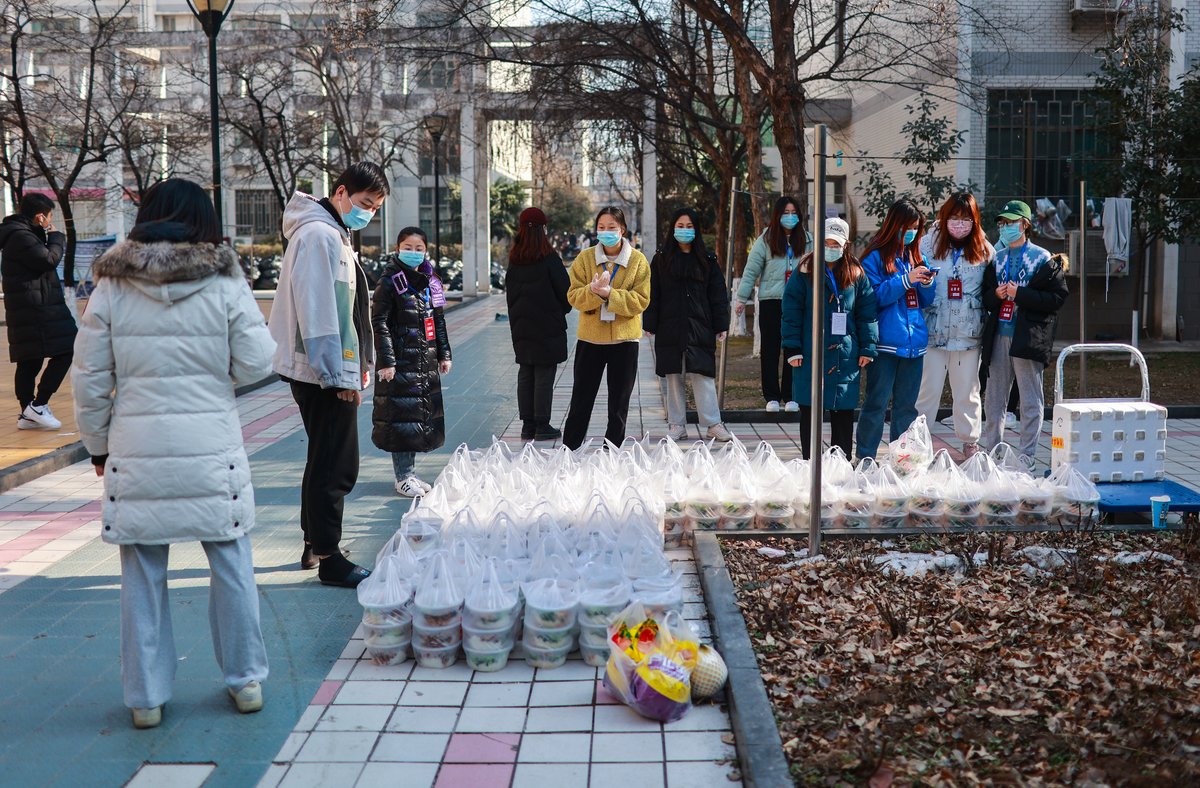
[1, 0, 136, 284]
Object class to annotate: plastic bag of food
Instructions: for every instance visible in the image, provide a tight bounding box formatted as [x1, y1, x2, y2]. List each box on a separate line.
[906, 468, 947, 528]
[980, 466, 1021, 526]
[990, 443, 1029, 476]
[399, 509, 443, 556]
[464, 557, 520, 631]
[836, 471, 875, 530]
[868, 464, 909, 528]
[754, 473, 796, 531]
[1015, 474, 1054, 527]
[684, 467, 721, 531]
[961, 451, 998, 485]
[888, 415, 933, 477]
[1047, 463, 1101, 528]
[717, 469, 756, 530]
[603, 602, 700, 723]
[942, 462, 982, 528]
[619, 494, 665, 546]
[414, 551, 463, 628]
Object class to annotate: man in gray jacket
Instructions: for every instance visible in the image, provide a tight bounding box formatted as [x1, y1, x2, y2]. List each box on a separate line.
[271, 162, 389, 587]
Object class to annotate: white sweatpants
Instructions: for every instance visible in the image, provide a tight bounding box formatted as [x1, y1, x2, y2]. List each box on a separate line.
[120, 537, 268, 709]
[915, 347, 982, 444]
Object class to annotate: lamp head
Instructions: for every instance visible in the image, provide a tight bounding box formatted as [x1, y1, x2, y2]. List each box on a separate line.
[422, 114, 449, 138]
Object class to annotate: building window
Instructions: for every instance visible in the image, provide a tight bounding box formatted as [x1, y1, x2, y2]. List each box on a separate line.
[985, 89, 1106, 211]
[235, 189, 282, 240]
[415, 58, 456, 90]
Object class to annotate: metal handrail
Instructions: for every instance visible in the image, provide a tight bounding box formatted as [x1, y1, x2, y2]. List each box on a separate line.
[1054, 342, 1150, 404]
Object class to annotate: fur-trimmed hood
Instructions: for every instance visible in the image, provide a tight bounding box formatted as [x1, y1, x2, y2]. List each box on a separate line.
[94, 240, 240, 283]
[93, 241, 241, 304]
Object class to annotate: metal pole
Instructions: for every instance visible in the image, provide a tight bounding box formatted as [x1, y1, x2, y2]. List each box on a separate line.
[432, 132, 442, 277]
[1078, 180, 1087, 396]
[808, 124, 827, 557]
[207, 31, 223, 237]
[717, 176, 740, 409]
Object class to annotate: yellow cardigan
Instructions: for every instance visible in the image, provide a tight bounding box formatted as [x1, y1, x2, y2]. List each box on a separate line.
[566, 243, 651, 344]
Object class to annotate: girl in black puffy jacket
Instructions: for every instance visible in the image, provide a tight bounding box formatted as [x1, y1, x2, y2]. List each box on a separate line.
[371, 226, 452, 497]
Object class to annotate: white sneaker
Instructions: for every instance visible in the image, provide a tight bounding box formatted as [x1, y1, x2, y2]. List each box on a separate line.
[667, 424, 687, 441]
[784, 401, 799, 412]
[18, 403, 60, 430]
[765, 400, 781, 413]
[228, 680, 263, 713]
[131, 706, 162, 729]
[395, 476, 426, 497]
[1004, 412, 1018, 429]
[1017, 454, 1037, 474]
[706, 423, 734, 442]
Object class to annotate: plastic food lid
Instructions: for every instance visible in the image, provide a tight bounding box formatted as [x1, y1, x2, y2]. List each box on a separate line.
[357, 554, 414, 609]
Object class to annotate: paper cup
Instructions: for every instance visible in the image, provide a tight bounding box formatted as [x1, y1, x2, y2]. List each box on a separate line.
[1150, 495, 1171, 529]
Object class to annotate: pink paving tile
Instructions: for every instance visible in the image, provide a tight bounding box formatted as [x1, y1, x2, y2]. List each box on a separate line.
[312, 680, 343, 705]
[443, 733, 521, 763]
[0, 549, 27, 563]
[434, 763, 515, 788]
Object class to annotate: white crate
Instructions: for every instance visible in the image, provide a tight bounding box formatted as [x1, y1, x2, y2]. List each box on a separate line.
[1051, 402, 1167, 483]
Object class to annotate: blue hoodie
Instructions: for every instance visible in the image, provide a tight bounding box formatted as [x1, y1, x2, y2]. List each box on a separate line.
[860, 249, 934, 358]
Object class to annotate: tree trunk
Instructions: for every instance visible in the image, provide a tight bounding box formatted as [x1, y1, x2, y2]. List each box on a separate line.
[58, 190, 77, 288]
[714, 172, 734, 276]
[767, 85, 808, 215]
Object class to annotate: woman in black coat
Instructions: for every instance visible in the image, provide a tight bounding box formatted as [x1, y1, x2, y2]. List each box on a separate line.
[371, 226, 452, 498]
[0, 193, 77, 430]
[643, 206, 732, 442]
[505, 207, 570, 441]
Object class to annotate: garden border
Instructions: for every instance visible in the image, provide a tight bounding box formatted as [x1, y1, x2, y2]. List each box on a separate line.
[693, 531, 793, 788]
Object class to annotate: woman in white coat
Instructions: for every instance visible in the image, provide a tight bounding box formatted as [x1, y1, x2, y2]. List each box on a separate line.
[73, 179, 276, 729]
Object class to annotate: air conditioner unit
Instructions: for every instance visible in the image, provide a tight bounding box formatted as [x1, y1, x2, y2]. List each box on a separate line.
[1071, 0, 1131, 16]
[1066, 229, 1128, 277]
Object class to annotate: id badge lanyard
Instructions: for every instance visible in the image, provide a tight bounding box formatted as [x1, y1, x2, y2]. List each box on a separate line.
[899, 257, 920, 309]
[784, 242, 795, 284]
[948, 248, 963, 300]
[391, 269, 437, 340]
[826, 267, 848, 337]
[999, 244, 1025, 322]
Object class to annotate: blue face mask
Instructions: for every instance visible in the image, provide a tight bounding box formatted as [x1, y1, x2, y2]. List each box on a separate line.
[998, 224, 1024, 247]
[673, 228, 696, 244]
[341, 204, 375, 232]
[824, 247, 843, 263]
[780, 214, 800, 230]
[597, 230, 621, 248]
[901, 229, 918, 247]
[397, 249, 426, 267]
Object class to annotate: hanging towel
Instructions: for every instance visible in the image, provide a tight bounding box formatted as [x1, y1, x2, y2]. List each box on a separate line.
[1102, 198, 1131, 273]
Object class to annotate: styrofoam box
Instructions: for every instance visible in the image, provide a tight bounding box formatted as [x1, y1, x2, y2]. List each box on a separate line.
[1051, 402, 1168, 483]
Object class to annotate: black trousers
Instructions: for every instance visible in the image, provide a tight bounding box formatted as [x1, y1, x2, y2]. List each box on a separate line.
[562, 341, 639, 450]
[798, 405, 855, 460]
[517, 363, 557, 428]
[288, 379, 360, 555]
[15, 353, 73, 409]
[756, 299, 792, 403]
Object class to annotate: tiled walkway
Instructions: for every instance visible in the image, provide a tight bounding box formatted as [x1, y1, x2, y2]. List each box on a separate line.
[2, 293, 1199, 788]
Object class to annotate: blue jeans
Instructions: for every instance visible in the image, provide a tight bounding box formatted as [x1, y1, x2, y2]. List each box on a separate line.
[391, 451, 416, 481]
[856, 353, 924, 460]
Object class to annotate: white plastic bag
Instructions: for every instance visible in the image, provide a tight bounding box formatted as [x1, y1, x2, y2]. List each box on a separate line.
[889, 415, 933, 477]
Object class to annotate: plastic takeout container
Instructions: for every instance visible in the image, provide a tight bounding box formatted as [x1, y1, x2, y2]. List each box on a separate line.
[412, 621, 462, 649]
[414, 643, 459, 668]
[523, 642, 571, 669]
[365, 640, 410, 667]
[465, 647, 511, 672]
[580, 642, 608, 667]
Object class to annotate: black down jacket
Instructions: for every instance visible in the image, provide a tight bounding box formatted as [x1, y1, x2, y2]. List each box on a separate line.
[371, 259, 452, 453]
[981, 252, 1069, 369]
[643, 249, 730, 378]
[0, 214, 77, 363]
[504, 252, 570, 365]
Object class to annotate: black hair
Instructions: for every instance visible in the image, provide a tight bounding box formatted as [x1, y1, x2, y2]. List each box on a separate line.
[661, 206, 708, 281]
[594, 205, 627, 232]
[18, 193, 55, 219]
[333, 162, 391, 198]
[395, 226, 427, 246]
[127, 178, 221, 244]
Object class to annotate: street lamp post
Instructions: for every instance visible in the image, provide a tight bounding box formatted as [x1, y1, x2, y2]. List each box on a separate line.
[187, 0, 235, 238]
[423, 114, 448, 279]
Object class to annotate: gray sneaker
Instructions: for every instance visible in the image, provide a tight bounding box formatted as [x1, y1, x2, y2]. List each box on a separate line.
[667, 424, 687, 441]
[706, 423, 734, 442]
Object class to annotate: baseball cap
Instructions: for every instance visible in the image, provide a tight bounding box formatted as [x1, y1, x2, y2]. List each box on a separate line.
[996, 200, 1032, 223]
[825, 217, 850, 245]
[519, 207, 547, 226]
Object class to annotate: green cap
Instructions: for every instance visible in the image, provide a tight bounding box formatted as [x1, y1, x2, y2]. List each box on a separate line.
[996, 200, 1032, 223]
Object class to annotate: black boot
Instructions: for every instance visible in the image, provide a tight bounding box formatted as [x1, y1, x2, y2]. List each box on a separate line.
[520, 421, 536, 440]
[534, 424, 562, 441]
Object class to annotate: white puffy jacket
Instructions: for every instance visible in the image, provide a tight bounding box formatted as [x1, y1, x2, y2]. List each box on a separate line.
[72, 241, 275, 544]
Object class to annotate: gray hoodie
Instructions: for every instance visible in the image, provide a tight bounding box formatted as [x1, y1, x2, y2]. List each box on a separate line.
[270, 192, 372, 390]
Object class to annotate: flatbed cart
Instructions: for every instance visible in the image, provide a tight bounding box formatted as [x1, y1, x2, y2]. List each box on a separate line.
[1052, 343, 1200, 526]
